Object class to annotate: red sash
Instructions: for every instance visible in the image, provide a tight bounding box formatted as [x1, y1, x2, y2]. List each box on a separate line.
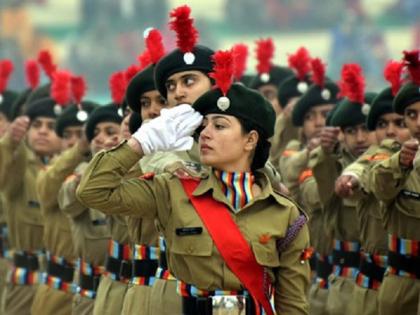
[180, 178, 274, 315]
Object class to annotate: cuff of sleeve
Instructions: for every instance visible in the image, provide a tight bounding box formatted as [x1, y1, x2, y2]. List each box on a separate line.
[108, 140, 142, 171]
[388, 151, 411, 180]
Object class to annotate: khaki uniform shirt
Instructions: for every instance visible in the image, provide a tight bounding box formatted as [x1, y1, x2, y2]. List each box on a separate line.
[0, 135, 45, 251]
[76, 142, 311, 315]
[58, 163, 110, 267]
[36, 143, 88, 261]
[342, 139, 401, 254]
[309, 146, 359, 243]
[370, 146, 420, 241]
[269, 113, 300, 173]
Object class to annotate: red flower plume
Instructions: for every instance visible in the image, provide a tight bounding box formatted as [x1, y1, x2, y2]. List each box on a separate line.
[137, 50, 152, 70]
[51, 70, 72, 106]
[125, 64, 141, 83]
[71, 75, 87, 104]
[0, 59, 14, 94]
[288, 47, 311, 80]
[109, 71, 126, 105]
[232, 44, 248, 81]
[340, 64, 365, 104]
[311, 58, 326, 88]
[209, 50, 234, 96]
[255, 38, 274, 75]
[146, 29, 166, 64]
[169, 5, 198, 53]
[25, 59, 40, 90]
[37, 50, 56, 79]
[384, 60, 404, 96]
[403, 50, 420, 85]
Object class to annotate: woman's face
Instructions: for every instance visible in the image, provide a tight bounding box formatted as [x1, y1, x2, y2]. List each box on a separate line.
[90, 121, 121, 155]
[198, 114, 258, 172]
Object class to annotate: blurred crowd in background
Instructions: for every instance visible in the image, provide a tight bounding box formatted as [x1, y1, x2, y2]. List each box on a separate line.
[1, 0, 419, 101]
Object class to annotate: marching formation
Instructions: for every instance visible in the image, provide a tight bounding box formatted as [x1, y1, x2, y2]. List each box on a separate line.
[0, 4, 419, 315]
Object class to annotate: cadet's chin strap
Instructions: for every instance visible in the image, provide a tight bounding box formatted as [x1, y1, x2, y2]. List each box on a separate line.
[180, 178, 274, 315]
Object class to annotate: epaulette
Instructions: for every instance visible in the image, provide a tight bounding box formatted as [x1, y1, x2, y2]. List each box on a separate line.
[380, 139, 401, 153]
[165, 161, 208, 180]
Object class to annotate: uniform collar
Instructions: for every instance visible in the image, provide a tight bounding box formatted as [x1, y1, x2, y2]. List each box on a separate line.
[191, 168, 289, 210]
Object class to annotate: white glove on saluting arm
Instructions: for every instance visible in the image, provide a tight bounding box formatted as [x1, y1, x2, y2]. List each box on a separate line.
[131, 104, 203, 155]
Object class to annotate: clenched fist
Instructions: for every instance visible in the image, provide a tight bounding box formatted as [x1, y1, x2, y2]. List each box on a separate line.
[8, 116, 30, 144]
[399, 139, 419, 168]
[335, 174, 360, 198]
[320, 127, 340, 154]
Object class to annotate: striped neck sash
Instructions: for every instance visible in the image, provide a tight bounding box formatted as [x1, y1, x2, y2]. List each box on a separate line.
[214, 170, 254, 211]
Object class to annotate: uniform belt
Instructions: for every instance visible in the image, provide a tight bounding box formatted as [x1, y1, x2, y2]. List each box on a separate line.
[107, 240, 132, 260]
[14, 252, 40, 271]
[105, 256, 132, 280]
[47, 260, 74, 283]
[133, 259, 158, 278]
[358, 255, 386, 283]
[79, 273, 101, 292]
[182, 295, 256, 315]
[388, 234, 420, 256]
[332, 249, 360, 268]
[315, 254, 333, 280]
[158, 237, 168, 270]
[388, 251, 420, 279]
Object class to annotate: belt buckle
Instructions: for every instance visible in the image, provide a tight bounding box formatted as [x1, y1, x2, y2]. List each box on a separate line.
[119, 260, 132, 279]
[212, 295, 246, 313]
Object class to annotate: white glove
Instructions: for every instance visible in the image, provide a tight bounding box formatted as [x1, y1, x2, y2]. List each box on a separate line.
[133, 104, 203, 155]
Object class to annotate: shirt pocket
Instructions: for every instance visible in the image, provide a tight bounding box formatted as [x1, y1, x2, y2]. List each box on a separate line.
[80, 209, 111, 240]
[170, 231, 213, 257]
[18, 200, 43, 226]
[251, 240, 281, 267]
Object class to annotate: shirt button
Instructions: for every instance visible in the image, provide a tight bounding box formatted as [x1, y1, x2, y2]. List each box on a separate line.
[188, 246, 194, 254]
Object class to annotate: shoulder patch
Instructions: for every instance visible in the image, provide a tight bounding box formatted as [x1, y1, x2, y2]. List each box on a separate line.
[64, 174, 78, 183]
[165, 161, 208, 180]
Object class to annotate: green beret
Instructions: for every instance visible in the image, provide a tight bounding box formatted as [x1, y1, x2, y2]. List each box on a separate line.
[278, 75, 311, 108]
[26, 84, 51, 106]
[154, 45, 214, 98]
[393, 82, 420, 114]
[366, 87, 394, 131]
[10, 88, 32, 120]
[85, 104, 123, 142]
[24, 97, 58, 121]
[249, 65, 293, 90]
[55, 102, 99, 137]
[126, 65, 155, 113]
[238, 74, 255, 87]
[0, 90, 19, 121]
[128, 111, 142, 134]
[292, 81, 340, 126]
[330, 92, 378, 128]
[193, 83, 275, 138]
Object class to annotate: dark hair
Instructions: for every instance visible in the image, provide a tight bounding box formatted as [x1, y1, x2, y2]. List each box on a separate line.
[237, 117, 271, 171]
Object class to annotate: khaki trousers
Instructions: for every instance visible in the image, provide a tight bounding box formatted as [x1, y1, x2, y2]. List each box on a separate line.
[30, 284, 73, 315]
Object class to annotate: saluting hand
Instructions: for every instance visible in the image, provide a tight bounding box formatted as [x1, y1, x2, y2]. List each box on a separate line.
[335, 174, 360, 198]
[320, 127, 340, 154]
[8, 116, 30, 145]
[399, 139, 419, 168]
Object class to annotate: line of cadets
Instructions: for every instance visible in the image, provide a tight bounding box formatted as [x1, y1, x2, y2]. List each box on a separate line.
[0, 4, 419, 315]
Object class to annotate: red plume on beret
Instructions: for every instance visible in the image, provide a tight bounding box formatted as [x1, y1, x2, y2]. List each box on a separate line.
[51, 70, 72, 106]
[232, 44, 248, 81]
[125, 64, 141, 83]
[311, 58, 326, 88]
[146, 29, 166, 64]
[384, 60, 404, 96]
[209, 50, 234, 97]
[255, 38, 274, 75]
[0, 59, 14, 94]
[137, 50, 152, 70]
[109, 71, 126, 105]
[288, 47, 311, 80]
[340, 64, 365, 104]
[25, 59, 40, 90]
[71, 75, 87, 104]
[169, 5, 198, 53]
[403, 50, 420, 85]
[38, 50, 57, 80]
